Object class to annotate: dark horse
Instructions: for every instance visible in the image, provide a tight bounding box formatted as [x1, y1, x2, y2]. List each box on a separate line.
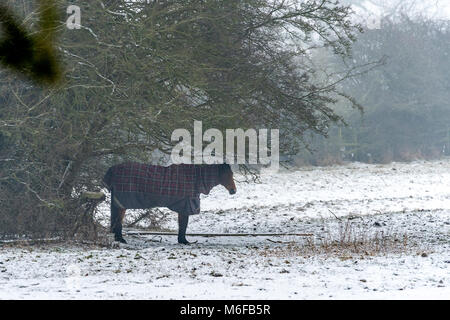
[103, 162, 236, 244]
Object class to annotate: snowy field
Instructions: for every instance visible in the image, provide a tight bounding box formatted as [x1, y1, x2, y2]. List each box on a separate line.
[1, 159, 450, 299]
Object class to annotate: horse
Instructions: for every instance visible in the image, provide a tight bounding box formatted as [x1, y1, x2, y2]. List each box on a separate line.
[103, 162, 236, 244]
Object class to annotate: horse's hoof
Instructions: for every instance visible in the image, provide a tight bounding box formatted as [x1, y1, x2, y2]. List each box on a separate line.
[178, 238, 197, 245]
[115, 236, 127, 244]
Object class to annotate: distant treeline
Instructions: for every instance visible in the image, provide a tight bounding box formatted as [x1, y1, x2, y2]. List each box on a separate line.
[294, 15, 450, 165]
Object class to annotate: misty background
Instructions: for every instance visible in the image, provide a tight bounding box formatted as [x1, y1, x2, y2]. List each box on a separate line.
[294, 0, 450, 165]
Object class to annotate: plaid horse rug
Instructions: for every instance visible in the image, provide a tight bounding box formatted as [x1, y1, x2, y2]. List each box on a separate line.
[103, 162, 220, 215]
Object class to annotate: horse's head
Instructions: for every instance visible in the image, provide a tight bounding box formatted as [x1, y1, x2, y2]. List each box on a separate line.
[218, 164, 236, 195]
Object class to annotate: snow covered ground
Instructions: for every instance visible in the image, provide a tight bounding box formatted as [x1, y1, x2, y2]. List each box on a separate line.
[1, 159, 449, 299]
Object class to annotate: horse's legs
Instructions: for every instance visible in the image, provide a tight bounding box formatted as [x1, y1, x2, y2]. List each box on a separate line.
[110, 190, 127, 243]
[177, 213, 190, 244]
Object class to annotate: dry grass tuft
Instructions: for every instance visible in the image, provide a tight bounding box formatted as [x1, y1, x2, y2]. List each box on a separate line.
[260, 220, 415, 259]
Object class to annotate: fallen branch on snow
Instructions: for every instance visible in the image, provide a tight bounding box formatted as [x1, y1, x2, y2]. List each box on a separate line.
[125, 231, 313, 237]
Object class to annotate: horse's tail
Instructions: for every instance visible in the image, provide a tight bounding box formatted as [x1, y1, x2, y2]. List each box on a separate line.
[103, 166, 114, 192]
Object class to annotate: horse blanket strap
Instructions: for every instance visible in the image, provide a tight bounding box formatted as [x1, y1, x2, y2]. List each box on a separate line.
[103, 162, 220, 215]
